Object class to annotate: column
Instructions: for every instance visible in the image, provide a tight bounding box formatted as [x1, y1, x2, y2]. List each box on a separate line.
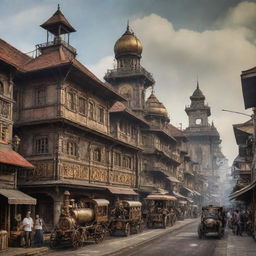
[53, 200, 62, 226]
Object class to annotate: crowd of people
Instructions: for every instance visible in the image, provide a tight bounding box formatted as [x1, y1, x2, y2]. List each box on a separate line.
[226, 208, 253, 236]
[16, 211, 46, 248]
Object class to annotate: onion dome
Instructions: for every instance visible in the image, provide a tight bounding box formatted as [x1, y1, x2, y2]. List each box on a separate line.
[114, 23, 142, 59]
[145, 91, 169, 121]
[190, 81, 205, 101]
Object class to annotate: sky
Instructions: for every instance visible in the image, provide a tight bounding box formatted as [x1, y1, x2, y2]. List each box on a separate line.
[1, 0, 256, 164]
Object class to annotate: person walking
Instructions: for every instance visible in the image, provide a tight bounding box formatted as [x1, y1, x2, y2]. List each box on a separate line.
[34, 214, 44, 247]
[22, 211, 34, 248]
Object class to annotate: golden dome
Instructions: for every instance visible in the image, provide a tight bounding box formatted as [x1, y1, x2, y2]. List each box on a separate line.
[145, 92, 169, 120]
[114, 25, 142, 58]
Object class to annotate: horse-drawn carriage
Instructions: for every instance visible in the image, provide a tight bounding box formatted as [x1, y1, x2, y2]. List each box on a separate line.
[50, 191, 109, 249]
[109, 200, 143, 236]
[145, 194, 177, 228]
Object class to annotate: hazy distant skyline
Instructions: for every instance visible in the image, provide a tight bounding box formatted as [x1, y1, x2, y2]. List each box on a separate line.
[1, 0, 256, 163]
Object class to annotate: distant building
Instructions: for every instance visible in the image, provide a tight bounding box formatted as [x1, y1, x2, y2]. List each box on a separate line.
[184, 82, 225, 204]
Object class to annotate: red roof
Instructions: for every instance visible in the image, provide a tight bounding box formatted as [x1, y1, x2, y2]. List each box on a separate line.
[168, 124, 186, 138]
[0, 150, 34, 169]
[0, 39, 31, 70]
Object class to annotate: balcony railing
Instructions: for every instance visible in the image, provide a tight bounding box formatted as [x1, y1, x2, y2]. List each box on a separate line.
[36, 39, 77, 56]
[105, 66, 155, 83]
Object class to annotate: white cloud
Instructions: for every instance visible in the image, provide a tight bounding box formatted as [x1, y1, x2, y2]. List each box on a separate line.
[89, 2, 256, 163]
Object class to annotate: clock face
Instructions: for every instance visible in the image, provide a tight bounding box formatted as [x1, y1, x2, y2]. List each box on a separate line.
[119, 84, 133, 100]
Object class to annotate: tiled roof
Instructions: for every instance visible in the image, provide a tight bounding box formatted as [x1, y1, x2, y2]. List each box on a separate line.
[110, 101, 149, 126]
[168, 124, 186, 138]
[0, 39, 32, 70]
[24, 46, 70, 71]
[0, 149, 34, 169]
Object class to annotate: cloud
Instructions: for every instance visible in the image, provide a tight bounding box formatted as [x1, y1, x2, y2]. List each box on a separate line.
[221, 1, 256, 31]
[89, 2, 256, 163]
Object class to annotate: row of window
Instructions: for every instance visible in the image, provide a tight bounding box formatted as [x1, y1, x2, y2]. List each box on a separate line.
[34, 137, 133, 169]
[29, 87, 106, 125]
[66, 90, 105, 124]
[119, 120, 137, 138]
[114, 152, 132, 169]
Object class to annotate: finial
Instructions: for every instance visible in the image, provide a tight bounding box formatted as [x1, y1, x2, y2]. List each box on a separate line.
[58, 4, 60, 11]
[127, 20, 129, 30]
[196, 75, 199, 89]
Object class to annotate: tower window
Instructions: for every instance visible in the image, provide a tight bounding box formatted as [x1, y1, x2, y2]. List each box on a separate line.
[196, 119, 202, 125]
[98, 107, 104, 124]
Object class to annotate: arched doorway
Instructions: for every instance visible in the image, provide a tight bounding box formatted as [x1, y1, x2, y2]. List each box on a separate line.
[30, 193, 54, 230]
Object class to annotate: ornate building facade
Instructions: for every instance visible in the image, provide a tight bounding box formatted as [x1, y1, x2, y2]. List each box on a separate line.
[0, 8, 207, 231]
[0, 41, 36, 244]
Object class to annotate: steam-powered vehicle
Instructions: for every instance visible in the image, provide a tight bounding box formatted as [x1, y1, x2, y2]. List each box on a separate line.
[145, 195, 177, 228]
[110, 200, 143, 236]
[198, 205, 225, 239]
[50, 191, 110, 249]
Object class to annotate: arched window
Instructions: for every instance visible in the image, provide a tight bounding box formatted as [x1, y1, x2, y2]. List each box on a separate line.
[195, 119, 202, 125]
[67, 141, 77, 156]
[93, 148, 101, 162]
[0, 82, 4, 95]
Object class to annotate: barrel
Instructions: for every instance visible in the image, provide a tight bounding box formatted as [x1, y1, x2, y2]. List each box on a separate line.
[71, 208, 95, 225]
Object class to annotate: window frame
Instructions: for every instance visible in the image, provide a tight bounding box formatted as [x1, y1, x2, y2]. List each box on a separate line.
[78, 96, 87, 116]
[34, 87, 46, 107]
[34, 136, 49, 154]
[0, 123, 8, 143]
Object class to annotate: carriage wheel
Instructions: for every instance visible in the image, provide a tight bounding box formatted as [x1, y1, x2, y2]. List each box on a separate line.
[49, 230, 59, 249]
[94, 225, 106, 244]
[124, 223, 131, 236]
[72, 229, 83, 249]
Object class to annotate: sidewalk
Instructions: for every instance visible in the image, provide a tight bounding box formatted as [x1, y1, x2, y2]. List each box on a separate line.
[226, 230, 256, 256]
[0, 246, 48, 256]
[46, 218, 197, 256]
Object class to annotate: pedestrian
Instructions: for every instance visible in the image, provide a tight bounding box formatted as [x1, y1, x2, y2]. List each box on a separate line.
[34, 214, 44, 247]
[22, 211, 34, 248]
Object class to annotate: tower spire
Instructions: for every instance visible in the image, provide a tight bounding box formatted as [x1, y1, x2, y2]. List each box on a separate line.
[197, 75, 199, 89]
[57, 4, 60, 11]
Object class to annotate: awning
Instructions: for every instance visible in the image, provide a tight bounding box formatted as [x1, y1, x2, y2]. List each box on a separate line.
[0, 150, 34, 169]
[145, 194, 177, 201]
[167, 176, 180, 183]
[108, 187, 138, 195]
[0, 189, 36, 205]
[229, 180, 256, 200]
[173, 191, 187, 199]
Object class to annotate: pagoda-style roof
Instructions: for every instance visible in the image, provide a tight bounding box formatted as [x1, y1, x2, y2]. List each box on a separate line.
[190, 82, 205, 101]
[40, 7, 76, 35]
